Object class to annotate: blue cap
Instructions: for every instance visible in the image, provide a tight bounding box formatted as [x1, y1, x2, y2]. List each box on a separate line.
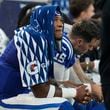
[55, 10, 61, 16]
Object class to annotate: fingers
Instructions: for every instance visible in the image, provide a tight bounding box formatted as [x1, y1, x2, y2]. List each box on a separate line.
[84, 83, 92, 93]
[86, 92, 90, 96]
[82, 94, 91, 103]
[78, 92, 92, 104]
[80, 97, 91, 104]
[81, 101, 88, 104]
[81, 90, 92, 104]
[75, 85, 92, 103]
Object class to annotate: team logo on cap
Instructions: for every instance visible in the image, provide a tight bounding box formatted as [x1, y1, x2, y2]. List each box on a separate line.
[55, 11, 61, 16]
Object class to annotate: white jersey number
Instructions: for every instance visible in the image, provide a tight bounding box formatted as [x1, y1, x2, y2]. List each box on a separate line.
[54, 53, 67, 63]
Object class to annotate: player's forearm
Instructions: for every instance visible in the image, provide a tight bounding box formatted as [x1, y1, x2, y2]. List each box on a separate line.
[73, 62, 87, 82]
[31, 82, 62, 98]
[73, 61, 94, 83]
[31, 80, 78, 98]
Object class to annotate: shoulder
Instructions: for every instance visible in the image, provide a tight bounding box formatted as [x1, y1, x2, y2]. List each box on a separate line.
[15, 26, 45, 45]
[62, 34, 73, 50]
[62, 34, 74, 57]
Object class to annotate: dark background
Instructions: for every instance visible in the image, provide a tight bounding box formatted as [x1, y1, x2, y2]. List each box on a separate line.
[0, 0, 46, 39]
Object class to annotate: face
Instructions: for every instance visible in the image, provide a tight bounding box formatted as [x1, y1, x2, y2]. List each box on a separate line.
[76, 39, 90, 54]
[70, 37, 97, 55]
[81, 4, 95, 20]
[54, 15, 63, 40]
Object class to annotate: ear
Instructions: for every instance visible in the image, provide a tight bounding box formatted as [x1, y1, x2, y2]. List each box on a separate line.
[80, 11, 86, 19]
[77, 38, 83, 46]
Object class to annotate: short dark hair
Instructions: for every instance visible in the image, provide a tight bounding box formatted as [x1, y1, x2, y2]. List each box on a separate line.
[70, 20, 100, 42]
[90, 18, 102, 39]
[69, 0, 94, 18]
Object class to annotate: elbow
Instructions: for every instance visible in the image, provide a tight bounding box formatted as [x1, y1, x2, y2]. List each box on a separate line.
[31, 83, 49, 98]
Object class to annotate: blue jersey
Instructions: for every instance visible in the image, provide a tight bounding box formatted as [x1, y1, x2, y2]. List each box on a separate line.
[54, 35, 75, 68]
[0, 39, 29, 99]
[14, 28, 50, 87]
[0, 5, 61, 99]
[54, 34, 75, 81]
[14, 5, 61, 87]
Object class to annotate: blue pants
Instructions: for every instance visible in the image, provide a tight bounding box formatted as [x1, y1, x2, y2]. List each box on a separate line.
[73, 100, 105, 110]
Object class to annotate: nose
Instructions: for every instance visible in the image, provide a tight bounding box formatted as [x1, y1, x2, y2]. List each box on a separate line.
[91, 12, 95, 18]
[58, 23, 63, 29]
[57, 20, 63, 27]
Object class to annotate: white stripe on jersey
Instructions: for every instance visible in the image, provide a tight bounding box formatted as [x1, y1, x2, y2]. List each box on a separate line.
[14, 29, 48, 87]
[62, 36, 73, 59]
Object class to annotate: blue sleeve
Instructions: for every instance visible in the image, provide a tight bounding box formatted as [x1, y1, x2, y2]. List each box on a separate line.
[0, 39, 19, 69]
[63, 35, 75, 68]
[14, 30, 49, 87]
[66, 52, 75, 68]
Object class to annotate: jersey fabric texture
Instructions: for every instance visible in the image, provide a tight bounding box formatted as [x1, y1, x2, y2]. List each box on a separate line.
[14, 5, 59, 87]
[54, 34, 75, 81]
[0, 5, 60, 99]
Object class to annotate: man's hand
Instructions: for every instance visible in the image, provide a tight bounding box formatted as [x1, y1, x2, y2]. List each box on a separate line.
[75, 85, 91, 103]
[91, 84, 103, 102]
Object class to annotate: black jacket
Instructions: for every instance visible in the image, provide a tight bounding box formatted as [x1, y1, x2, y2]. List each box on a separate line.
[99, 0, 110, 85]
